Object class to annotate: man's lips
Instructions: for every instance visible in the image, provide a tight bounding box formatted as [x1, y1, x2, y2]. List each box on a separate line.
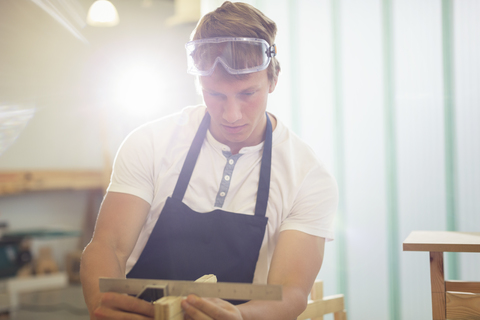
[222, 124, 246, 133]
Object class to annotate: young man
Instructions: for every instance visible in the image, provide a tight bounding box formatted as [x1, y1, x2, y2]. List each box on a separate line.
[80, 2, 337, 319]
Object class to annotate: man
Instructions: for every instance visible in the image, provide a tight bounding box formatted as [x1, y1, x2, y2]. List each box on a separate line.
[80, 2, 337, 319]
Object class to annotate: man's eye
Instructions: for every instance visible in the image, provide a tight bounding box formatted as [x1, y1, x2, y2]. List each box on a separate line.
[242, 92, 255, 96]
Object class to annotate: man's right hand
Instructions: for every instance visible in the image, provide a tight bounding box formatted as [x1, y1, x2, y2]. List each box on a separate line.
[92, 292, 155, 320]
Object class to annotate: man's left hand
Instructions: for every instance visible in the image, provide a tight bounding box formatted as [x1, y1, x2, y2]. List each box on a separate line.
[181, 295, 243, 320]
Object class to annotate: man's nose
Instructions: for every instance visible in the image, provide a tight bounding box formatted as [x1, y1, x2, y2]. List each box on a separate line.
[223, 99, 242, 123]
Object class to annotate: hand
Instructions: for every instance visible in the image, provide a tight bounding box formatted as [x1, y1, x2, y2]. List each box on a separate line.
[92, 292, 155, 319]
[181, 295, 243, 320]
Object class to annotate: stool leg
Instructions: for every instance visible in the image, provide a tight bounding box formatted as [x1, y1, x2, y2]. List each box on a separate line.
[430, 251, 445, 320]
[311, 281, 323, 320]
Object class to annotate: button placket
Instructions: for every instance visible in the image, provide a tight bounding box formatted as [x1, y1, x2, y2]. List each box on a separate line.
[214, 151, 243, 208]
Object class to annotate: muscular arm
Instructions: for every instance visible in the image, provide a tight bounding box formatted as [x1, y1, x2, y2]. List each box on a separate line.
[80, 191, 154, 319]
[182, 230, 325, 320]
[239, 230, 325, 319]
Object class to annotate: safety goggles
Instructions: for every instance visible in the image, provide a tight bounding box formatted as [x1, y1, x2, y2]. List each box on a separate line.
[185, 37, 277, 76]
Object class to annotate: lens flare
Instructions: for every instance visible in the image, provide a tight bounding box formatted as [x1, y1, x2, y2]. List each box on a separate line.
[0, 106, 35, 156]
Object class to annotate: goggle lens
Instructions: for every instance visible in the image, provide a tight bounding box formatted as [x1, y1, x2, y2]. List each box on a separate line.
[185, 38, 275, 76]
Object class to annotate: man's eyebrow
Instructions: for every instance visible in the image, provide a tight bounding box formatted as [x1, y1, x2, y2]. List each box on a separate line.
[201, 86, 216, 93]
[202, 87, 224, 96]
[240, 85, 260, 92]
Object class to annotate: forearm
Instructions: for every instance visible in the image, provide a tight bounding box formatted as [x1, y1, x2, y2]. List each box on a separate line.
[237, 285, 308, 320]
[237, 231, 325, 320]
[80, 240, 127, 316]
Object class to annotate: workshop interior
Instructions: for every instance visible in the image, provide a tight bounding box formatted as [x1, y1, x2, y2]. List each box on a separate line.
[0, 0, 479, 319]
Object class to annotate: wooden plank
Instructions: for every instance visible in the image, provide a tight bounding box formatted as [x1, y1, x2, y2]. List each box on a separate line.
[154, 296, 183, 320]
[446, 281, 480, 294]
[403, 231, 480, 253]
[154, 275, 217, 320]
[297, 294, 344, 320]
[0, 170, 105, 195]
[310, 280, 324, 320]
[446, 291, 480, 320]
[194, 274, 217, 283]
[322, 295, 345, 315]
[430, 252, 446, 320]
[334, 310, 347, 320]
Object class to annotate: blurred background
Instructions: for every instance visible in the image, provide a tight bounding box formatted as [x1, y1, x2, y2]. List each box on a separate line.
[0, 0, 479, 319]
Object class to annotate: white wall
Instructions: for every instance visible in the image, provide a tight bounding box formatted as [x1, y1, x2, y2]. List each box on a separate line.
[0, 0, 199, 271]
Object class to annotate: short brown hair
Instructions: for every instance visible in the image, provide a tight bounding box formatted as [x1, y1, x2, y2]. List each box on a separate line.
[191, 1, 281, 82]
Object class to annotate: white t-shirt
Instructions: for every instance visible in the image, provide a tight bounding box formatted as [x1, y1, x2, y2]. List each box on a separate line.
[108, 105, 338, 284]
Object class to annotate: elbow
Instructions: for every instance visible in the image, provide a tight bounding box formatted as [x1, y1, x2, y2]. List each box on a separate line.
[286, 286, 310, 317]
[298, 293, 309, 315]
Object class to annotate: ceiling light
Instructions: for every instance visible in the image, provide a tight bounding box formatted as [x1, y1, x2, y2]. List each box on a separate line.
[87, 0, 119, 27]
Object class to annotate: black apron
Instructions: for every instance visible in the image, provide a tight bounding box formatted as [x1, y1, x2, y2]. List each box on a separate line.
[127, 112, 272, 284]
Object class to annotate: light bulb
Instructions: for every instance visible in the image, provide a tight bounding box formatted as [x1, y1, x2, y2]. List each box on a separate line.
[87, 0, 119, 27]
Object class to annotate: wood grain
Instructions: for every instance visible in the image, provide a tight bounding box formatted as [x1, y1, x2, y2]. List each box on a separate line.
[446, 281, 480, 294]
[446, 291, 480, 320]
[430, 252, 445, 320]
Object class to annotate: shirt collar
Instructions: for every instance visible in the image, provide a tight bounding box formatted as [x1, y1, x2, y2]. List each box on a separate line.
[205, 129, 265, 154]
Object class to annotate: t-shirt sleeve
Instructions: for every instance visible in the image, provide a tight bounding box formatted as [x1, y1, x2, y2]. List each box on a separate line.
[107, 127, 155, 204]
[279, 164, 338, 241]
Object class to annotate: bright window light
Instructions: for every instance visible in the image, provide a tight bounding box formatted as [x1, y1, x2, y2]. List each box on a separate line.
[113, 64, 164, 114]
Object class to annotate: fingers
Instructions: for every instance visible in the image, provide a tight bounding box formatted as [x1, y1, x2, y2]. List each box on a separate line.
[94, 292, 155, 319]
[181, 295, 242, 320]
[182, 295, 213, 320]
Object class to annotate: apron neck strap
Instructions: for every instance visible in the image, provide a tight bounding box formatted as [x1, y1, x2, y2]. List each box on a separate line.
[172, 112, 211, 201]
[254, 114, 272, 217]
[172, 112, 272, 218]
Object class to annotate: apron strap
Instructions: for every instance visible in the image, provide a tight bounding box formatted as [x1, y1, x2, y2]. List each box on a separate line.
[172, 112, 211, 201]
[254, 114, 272, 217]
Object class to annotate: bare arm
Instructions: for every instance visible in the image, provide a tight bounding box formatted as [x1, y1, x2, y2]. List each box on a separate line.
[182, 230, 325, 320]
[80, 191, 155, 319]
[241, 230, 325, 319]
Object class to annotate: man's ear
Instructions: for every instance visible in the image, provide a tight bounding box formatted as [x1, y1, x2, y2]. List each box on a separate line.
[269, 76, 278, 93]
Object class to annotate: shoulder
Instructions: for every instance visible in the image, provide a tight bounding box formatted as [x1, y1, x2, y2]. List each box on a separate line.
[270, 118, 337, 240]
[272, 118, 326, 172]
[109, 105, 208, 202]
[113, 105, 207, 166]
[271, 116, 337, 197]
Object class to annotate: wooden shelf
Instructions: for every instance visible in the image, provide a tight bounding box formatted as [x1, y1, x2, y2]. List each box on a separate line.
[0, 170, 107, 195]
